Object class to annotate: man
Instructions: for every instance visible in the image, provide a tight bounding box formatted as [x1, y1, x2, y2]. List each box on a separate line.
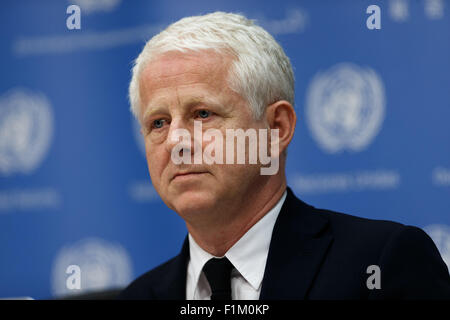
[119, 12, 450, 299]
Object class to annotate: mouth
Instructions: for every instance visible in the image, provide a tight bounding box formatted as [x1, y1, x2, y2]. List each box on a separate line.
[171, 171, 209, 182]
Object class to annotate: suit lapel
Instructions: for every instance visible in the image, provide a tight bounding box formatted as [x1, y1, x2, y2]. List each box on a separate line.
[259, 188, 333, 299]
[152, 236, 189, 300]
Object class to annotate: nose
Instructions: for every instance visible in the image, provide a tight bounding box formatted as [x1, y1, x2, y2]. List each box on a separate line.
[165, 118, 194, 162]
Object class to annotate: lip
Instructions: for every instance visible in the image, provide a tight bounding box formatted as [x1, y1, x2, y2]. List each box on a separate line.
[171, 171, 209, 181]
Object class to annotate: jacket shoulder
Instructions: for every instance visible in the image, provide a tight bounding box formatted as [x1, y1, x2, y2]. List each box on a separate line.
[117, 256, 179, 300]
[305, 205, 450, 298]
[315, 206, 406, 239]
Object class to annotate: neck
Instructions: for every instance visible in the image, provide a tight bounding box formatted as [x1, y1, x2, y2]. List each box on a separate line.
[186, 176, 286, 257]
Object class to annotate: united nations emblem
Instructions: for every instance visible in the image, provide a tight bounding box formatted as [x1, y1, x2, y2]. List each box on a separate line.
[0, 88, 53, 175]
[51, 237, 133, 297]
[305, 63, 385, 153]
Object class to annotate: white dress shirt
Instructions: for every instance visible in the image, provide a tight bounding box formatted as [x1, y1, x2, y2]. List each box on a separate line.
[186, 190, 287, 300]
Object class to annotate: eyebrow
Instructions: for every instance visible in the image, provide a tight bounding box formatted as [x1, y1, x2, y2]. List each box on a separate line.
[142, 104, 167, 124]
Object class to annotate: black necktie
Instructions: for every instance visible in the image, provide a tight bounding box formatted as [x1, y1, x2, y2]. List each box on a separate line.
[202, 257, 234, 300]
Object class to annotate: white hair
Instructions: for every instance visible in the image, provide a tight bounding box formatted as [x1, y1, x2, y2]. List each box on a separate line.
[129, 11, 295, 121]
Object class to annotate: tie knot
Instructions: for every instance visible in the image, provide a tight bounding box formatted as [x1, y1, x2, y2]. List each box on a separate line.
[202, 257, 234, 300]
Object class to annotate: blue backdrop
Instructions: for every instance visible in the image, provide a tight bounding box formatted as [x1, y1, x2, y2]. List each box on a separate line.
[1, 0, 449, 299]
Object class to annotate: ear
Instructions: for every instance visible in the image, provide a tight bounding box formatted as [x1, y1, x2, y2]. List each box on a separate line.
[265, 100, 297, 155]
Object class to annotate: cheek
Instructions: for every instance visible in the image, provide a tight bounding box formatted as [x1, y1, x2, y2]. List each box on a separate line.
[149, 130, 168, 145]
[145, 145, 166, 181]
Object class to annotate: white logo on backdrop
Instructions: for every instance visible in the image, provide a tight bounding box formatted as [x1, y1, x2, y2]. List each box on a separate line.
[306, 63, 385, 154]
[389, 0, 410, 22]
[424, 224, 450, 270]
[388, 0, 444, 22]
[69, 0, 121, 14]
[258, 8, 309, 35]
[14, 9, 306, 56]
[425, 0, 445, 20]
[432, 167, 450, 186]
[0, 88, 53, 176]
[51, 237, 133, 297]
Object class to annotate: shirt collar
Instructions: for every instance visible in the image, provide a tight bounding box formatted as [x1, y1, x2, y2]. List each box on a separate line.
[188, 190, 287, 292]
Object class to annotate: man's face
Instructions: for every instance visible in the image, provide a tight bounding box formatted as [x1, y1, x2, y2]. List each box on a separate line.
[138, 50, 268, 221]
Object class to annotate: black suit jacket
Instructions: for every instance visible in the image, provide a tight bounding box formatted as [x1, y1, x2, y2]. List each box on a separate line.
[118, 187, 450, 299]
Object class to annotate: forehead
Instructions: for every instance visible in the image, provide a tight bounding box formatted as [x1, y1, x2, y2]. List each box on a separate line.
[143, 50, 230, 78]
[139, 50, 233, 102]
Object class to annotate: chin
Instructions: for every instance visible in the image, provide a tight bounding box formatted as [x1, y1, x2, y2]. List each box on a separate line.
[171, 189, 218, 216]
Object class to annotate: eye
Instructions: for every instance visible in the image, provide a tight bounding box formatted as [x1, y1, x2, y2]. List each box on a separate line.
[152, 119, 166, 129]
[197, 110, 211, 119]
